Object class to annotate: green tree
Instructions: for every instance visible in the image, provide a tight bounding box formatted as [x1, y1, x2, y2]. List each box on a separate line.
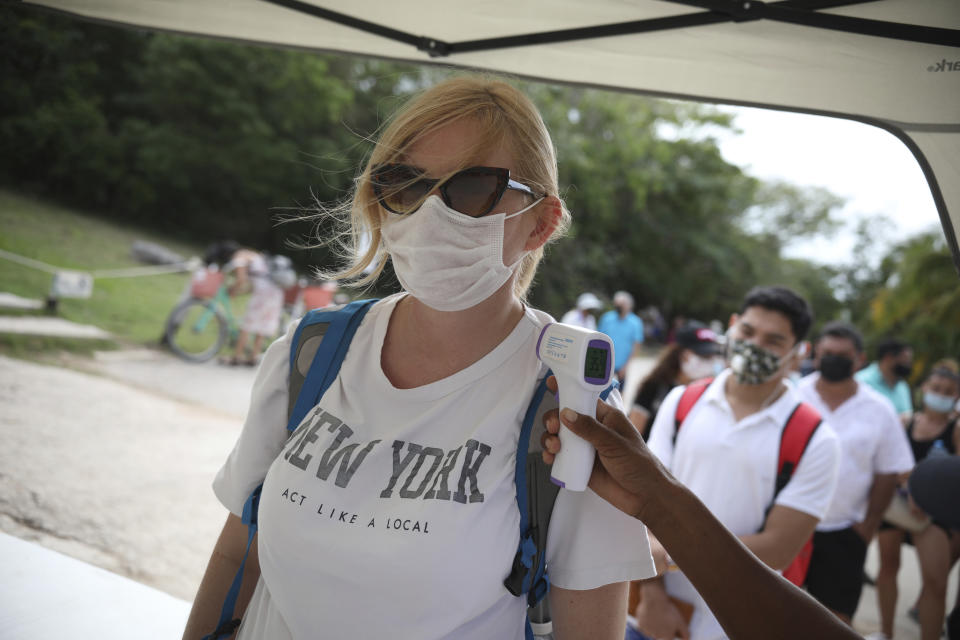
[2, 6, 845, 321]
[0, 4, 425, 269]
[864, 232, 960, 373]
[525, 86, 842, 325]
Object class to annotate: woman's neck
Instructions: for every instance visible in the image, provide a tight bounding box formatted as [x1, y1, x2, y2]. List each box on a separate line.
[402, 279, 523, 342]
[381, 279, 525, 388]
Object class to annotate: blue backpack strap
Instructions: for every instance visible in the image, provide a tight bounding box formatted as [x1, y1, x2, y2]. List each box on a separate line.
[600, 380, 618, 402]
[202, 485, 262, 639]
[506, 369, 617, 638]
[504, 372, 553, 599]
[204, 299, 377, 640]
[287, 299, 378, 432]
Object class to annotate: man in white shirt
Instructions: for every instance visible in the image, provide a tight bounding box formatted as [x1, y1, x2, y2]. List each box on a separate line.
[561, 292, 602, 330]
[640, 286, 841, 640]
[796, 322, 914, 625]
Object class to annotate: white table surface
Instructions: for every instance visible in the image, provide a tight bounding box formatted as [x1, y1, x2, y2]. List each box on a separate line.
[0, 533, 190, 639]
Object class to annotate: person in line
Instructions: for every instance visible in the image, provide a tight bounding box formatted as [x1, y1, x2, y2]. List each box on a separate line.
[639, 285, 841, 640]
[908, 454, 960, 640]
[856, 337, 915, 420]
[202, 240, 286, 366]
[539, 378, 860, 640]
[630, 320, 723, 438]
[224, 246, 286, 366]
[666, 315, 687, 344]
[874, 360, 960, 640]
[642, 306, 667, 344]
[794, 322, 914, 626]
[598, 290, 645, 386]
[561, 292, 603, 330]
[182, 76, 656, 640]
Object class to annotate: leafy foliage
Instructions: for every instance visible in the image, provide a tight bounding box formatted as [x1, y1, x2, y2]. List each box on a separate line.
[860, 233, 960, 373]
[1, 5, 424, 266]
[525, 87, 842, 324]
[3, 5, 854, 331]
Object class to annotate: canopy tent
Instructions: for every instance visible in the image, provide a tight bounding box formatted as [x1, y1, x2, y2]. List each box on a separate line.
[23, 0, 960, 272]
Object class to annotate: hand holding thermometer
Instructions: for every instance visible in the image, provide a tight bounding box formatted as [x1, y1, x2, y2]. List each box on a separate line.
[536, 322, 615, 491]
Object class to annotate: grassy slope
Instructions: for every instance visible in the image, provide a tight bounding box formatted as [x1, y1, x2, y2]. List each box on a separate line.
[0, 190, 220, 346]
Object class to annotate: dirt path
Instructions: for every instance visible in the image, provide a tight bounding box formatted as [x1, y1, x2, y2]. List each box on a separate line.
[0, 351, 250, 601]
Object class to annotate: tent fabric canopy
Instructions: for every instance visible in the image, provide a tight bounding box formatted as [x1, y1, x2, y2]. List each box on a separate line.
[25, 0, 960, 270]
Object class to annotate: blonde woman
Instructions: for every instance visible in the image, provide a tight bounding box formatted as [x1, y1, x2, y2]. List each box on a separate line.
[183, 76, 656, 640]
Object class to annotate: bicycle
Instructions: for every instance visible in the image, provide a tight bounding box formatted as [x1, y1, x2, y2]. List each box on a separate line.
[163, 267, 338, 362]
[163, 269, 240, 362]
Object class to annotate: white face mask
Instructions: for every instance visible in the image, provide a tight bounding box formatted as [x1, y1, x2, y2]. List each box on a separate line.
[681, 354, 718, 381]
[381, 195, 542, 312]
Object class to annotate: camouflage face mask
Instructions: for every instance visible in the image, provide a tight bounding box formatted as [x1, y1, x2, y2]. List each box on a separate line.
[727, 339, 786, 385]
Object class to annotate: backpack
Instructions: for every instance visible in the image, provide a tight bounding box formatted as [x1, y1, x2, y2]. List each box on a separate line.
[266, 253, 297, 289]
[204, 299, 616, 640]
[672, 377, 822, 586]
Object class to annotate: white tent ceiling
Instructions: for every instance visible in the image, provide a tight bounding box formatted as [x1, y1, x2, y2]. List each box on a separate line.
[23, 0, 960, 272]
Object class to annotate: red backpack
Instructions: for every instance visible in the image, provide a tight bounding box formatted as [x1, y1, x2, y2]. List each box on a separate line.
[673, 377, 822, 586]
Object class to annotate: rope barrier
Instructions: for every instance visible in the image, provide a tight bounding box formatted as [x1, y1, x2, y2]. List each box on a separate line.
[91, 259, 201, 278]
[0, 248, 59, 274]
[0, 247, 200, 279]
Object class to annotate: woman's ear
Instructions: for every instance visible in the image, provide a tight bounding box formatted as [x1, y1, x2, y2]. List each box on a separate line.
[524, 196, 563, 251]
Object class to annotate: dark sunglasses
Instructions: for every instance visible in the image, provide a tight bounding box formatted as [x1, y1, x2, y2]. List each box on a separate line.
[371, 164, 541, 218]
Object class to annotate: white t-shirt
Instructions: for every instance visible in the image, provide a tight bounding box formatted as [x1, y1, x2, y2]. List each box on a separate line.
[560, 308, 597, 331]
[797, 373, 915, 531]
[646, 369, 840, 640]
[213, 294, 656, 640]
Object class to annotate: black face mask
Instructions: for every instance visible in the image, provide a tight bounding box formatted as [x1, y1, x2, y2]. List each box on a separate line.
[820, 353, 854, 382]
[893, 363, 913, 379]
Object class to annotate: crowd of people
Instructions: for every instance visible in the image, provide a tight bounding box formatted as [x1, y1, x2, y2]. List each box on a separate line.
[569, 285, 959, 640]
[183, 75, 957, 640]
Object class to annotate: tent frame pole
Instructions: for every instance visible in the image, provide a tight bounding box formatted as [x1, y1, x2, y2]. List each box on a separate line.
[259, 0, 959, 56]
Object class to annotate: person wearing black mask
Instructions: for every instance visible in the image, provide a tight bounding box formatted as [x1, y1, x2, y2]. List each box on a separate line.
[856, 337, 915, 421]
[796, 322, 915, 627]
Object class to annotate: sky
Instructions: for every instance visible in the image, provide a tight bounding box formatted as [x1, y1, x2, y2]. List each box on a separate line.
[711, 106, 942, 266]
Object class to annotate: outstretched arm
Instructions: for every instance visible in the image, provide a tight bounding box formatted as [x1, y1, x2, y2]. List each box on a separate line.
[540, 379, 857, 640]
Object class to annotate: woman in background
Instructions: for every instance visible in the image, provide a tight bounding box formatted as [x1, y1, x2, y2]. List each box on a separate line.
[874, 360, 960, 640]
[630, 321, 722, 438]
[204, 240, 285, 366]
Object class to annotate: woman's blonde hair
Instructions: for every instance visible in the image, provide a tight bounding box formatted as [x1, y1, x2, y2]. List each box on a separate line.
[317, 75, 570, 301]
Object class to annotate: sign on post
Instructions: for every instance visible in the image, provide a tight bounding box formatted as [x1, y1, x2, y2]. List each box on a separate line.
[50, 271, 94, 299]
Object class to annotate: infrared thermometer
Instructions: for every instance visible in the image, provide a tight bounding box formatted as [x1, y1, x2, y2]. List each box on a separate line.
[536, 322, 615, 491]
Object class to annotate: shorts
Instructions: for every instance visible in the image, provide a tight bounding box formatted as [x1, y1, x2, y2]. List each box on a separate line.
[804, 527, 868, 618]
[879, 519, 954, 546]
